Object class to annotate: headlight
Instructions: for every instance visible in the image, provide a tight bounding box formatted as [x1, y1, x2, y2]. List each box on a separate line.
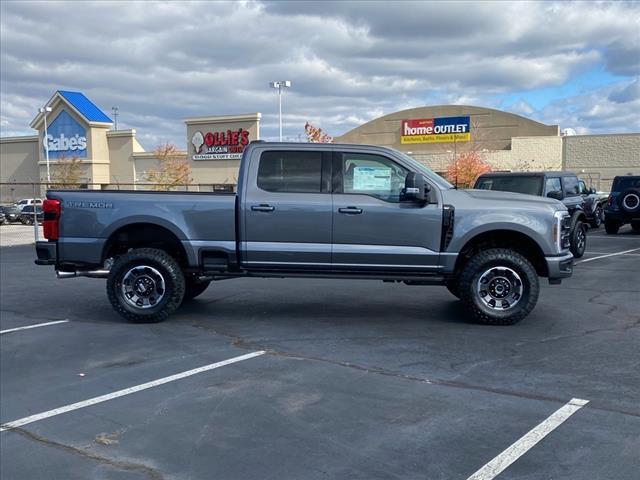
[553, 210, 571, 253]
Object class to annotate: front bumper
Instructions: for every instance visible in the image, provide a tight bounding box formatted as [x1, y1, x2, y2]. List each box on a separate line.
[546, 252, 574, 283]
[35, 241, 56, 265]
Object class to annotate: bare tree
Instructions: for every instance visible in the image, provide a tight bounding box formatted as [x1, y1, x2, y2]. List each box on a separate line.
[50, 155, 83, 189]
[145, 143, 192, 191]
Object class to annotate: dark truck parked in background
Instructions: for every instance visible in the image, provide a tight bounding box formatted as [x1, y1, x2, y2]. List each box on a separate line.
[35, 142, 574, 325]
[577, 179, 607, 229]
[474, 171, 588, 258]
[604, 175, 640, 234]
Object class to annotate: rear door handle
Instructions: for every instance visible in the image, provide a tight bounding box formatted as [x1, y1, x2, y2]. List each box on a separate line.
[338, 207, 363, 214]
[251, 204, 275, 212]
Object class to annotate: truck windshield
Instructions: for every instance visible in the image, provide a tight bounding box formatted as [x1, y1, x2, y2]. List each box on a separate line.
[475, 176, 543, 196]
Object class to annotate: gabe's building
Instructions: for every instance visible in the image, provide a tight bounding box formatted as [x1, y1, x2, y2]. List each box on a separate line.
[0, 90, 260, 201]
[1, 91, 638, 202]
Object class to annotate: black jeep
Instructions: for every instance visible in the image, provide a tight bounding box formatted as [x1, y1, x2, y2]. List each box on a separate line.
[474, 171, 588, 258]
[604, 175, 640, 234]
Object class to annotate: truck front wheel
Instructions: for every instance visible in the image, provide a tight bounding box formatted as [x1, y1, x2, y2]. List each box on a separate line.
[457, 248, 539, 325]
[106, 248, 185, 323]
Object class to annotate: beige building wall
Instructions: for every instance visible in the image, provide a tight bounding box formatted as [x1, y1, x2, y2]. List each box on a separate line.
[336, 105, 559, 154]
[563, 133, 640, 191]
[106, 130, 145, 187]
[0, 136, 40, 202]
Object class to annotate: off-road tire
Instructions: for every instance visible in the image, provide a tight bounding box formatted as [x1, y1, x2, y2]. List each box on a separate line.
[107, 248, 185, 323]
[457, 248, 539, 325]
[589, 205, 604, 228]
[605, 219, 620, 235]
[570, 220, 587, 258]
[183, 277, 211, 301]
[632, 221, 640, 233]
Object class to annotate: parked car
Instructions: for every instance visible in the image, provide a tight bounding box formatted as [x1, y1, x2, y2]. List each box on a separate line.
[577, 179, 608, 228]
[18, 205, 43, 224]
[0, 212, 5, 225]
[604, 175, 640, 234]
[15, 198, 43, 212]
[36, 142, 574, 326]
[474, 171, 588, 258]
[0, 204, 22, 223]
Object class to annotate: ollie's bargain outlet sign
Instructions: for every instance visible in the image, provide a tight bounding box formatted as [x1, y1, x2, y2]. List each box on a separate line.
[191, 128, 250, 160]
[400, 116, 470, 144]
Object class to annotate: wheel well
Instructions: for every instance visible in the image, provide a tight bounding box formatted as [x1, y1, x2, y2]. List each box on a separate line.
[455, 230, 548, 277]
[103, 223, 188, 266]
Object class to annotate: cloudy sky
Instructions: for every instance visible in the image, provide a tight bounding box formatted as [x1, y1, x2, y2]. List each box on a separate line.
[1, 0, 639, 149]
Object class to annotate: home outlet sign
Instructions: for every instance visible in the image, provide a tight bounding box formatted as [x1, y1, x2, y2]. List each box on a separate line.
[191, 128, 250, 160]
[44, 110, 88, 159]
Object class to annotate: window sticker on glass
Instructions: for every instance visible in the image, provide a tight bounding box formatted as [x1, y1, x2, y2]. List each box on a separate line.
[353, 166, 391, 191]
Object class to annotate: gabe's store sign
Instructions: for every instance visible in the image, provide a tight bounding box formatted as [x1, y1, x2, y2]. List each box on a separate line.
[400, 116, 470, 144]
[191, 128, 250, 160]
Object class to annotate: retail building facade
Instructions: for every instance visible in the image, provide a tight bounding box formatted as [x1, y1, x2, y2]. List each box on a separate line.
[1, 92, 638, 201]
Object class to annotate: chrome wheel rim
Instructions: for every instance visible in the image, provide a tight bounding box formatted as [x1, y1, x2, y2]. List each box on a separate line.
[121, 265, 165, 309]
[476, 266, 523, 311]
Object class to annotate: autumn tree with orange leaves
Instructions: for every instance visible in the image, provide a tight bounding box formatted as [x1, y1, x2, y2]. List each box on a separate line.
[304, 122, 333, 143]
[145, 143, 192, 191]
[445, 152, 492, 188]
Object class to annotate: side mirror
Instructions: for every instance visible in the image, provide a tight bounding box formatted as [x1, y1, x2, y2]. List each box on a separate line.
[547, 190, 563, 200]
[404, 172, 430, 202]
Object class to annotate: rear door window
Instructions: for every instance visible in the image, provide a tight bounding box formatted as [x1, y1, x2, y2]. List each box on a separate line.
[257, 151, 324, 193]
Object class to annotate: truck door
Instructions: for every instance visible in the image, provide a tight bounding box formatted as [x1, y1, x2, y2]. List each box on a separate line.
[242, 149, 333, 268]
[331, 151, 441, 271]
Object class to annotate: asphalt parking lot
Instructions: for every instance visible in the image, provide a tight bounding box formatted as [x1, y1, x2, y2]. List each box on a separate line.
[1, 227, 639, 480]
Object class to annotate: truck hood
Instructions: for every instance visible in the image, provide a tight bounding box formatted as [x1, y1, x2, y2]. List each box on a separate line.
[461, 189, 564, 208]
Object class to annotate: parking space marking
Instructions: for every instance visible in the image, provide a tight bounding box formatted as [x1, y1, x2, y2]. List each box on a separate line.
[575, 248, 640, 265]
[0, 350, 265, 432]
[466, 398, 589, 480]
[0, 320, 69, 335]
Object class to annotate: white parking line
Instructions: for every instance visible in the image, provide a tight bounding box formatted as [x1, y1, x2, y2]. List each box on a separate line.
[575, 248, 640, 264]
[466, 398, 589, 480]
[0, 350, 265, 432]
[0, 320, 69, 335]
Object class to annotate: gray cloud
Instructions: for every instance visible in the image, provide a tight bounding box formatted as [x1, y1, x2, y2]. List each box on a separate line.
[1, 0, 639, 148]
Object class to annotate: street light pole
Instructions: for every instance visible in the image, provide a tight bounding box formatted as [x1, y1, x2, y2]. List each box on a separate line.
[269, 80, 291, 141]
[39, 106, 52, 185]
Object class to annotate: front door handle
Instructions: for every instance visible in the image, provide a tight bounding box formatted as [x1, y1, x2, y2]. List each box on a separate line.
[251, 204, 276, 212]
[338, 207, 363, 214]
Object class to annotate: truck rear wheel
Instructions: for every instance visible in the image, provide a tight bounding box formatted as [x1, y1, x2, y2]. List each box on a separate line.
[106, 248, 185, 323]
[457, 248, 539, 325]
[605, 219, 620, 234]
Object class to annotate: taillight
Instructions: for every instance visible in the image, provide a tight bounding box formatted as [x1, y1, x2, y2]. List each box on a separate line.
[43, 199, 61, 241]
[607, 195, 613, 206]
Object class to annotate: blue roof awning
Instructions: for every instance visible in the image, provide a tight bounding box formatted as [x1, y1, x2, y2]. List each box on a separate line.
[57, 90, 113, 123]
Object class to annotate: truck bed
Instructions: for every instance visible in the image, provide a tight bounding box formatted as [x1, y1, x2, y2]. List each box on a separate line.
[47, 189, 237, 268]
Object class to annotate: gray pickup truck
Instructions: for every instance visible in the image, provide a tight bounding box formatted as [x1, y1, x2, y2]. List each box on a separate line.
[36, 142, 574, 325]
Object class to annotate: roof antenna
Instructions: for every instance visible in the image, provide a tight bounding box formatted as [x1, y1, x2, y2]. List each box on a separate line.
[111, 106, 119, 130]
